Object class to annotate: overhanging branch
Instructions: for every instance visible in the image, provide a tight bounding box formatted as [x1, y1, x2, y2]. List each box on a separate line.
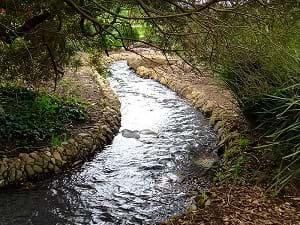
[0, 11, 53, 44]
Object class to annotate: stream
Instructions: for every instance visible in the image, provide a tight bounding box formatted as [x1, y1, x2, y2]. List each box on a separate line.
[0, 61, 217, 225]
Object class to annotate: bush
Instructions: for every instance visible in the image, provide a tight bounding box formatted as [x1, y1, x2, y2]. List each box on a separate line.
[0, 85, 88, 153]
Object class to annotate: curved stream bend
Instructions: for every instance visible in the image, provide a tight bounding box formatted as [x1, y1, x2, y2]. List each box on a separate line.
[0, 61, 217, 225]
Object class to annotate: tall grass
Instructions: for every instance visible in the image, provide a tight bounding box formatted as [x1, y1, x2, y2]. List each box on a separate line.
[212, 2, 300, 192]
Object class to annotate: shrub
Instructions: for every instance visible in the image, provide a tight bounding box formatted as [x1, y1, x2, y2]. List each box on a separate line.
[0, 85, 87, 153]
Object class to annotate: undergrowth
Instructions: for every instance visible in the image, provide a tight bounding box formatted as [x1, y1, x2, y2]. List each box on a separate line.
[209, 2, 300, 195]
[0, 85, 88, 154]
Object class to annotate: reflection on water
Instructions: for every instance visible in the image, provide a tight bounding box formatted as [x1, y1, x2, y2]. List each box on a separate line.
[0, 61, 216, 225]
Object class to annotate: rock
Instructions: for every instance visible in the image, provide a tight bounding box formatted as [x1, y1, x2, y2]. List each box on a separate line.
[33, 165, 43, 173]
[9, 168, 16, 182]
[121, 129, 140, 139]
[82, 137, 93, 148]
[205, 199, 212, 207]
[25, 165, 35, 177]
[54, 166, 60, 173]
[14, 159, 21, 169]
[16, 170, 23, 180]
[0, 179, 4, 188]
[20, 153, 35, 164]
[45, 151, 52, 157]
[139, 129, 158, 136]
[194, 152, 219, 169]
[48, 163, 55, 171]
[51, 158, 56, 165]
[42, 160, 49, 169]
[41, 153, 51, 161]
[0, 163, 8, 176]
[29, 152, 39, 160]
[92, 145, 97, 152]
[53, 151, 62, 162]
[65, 149, 73, 156]
[68, 139, 75, 144]
[139, 164, 164, 170]
[35, 158, 44, 167]
[78, 133, 89, 138]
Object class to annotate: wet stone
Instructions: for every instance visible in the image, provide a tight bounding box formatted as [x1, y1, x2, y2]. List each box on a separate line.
[121, 129, 140, 139]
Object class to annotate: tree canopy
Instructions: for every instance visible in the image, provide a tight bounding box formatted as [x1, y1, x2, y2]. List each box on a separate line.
[0, 0, 297, 86]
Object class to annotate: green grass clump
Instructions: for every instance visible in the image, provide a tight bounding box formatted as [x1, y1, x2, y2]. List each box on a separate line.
[246, 85, 300, 194]
[0, 85, 88, 152]
[213, 3, 300, 193]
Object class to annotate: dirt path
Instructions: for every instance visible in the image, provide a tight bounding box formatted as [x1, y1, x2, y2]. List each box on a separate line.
[158, 185, 300, 225]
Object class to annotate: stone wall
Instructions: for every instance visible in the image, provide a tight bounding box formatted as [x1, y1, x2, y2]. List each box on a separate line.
[0, 66, 121, 188]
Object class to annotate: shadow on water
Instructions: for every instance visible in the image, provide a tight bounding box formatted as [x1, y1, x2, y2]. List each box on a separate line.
[0, 61, 217, 225]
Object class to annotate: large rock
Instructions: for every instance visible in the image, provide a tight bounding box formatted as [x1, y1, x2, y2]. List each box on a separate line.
[53, 151, 62, 162]
[121, 129, 140, 139]
[25, 165, 35, 177]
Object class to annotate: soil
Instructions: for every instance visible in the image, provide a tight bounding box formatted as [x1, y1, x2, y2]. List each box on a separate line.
[158, 185, 300, 225]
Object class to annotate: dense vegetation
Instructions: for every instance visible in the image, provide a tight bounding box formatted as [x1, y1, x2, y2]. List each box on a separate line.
[0, 0, 299, 193]
[0, 85, 87, 156]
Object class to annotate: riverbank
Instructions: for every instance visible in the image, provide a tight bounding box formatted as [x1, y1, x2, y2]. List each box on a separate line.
[0, 54, 121, 188]
[105, 50, 300, 224]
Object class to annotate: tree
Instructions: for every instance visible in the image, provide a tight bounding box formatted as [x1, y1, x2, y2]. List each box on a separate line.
[0, 0, 225, 86]
[0, 0, 298, 86]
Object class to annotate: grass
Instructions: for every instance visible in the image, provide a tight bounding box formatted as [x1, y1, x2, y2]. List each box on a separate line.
[205, 4, 300, 193]
[218, 54, 300, 193]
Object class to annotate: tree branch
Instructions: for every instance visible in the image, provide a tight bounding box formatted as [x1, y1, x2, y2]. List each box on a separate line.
[0, 11, 52, 44]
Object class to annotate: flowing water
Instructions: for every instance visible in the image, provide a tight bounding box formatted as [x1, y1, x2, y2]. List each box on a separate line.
[0, 61, 217, 225]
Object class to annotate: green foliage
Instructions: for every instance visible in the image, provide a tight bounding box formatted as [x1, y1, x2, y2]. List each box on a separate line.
[196, 192, 208, 206]
[0, 0, 144, 86]
[229, 156, 248, 177]
[51, 133, 67, 146]
[247, 85, 300, 193]
[88, 50, 108, 78]
[210, 2, 300, 191]
[0, 85, 87, 151]
[239, 138, 250, 150]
